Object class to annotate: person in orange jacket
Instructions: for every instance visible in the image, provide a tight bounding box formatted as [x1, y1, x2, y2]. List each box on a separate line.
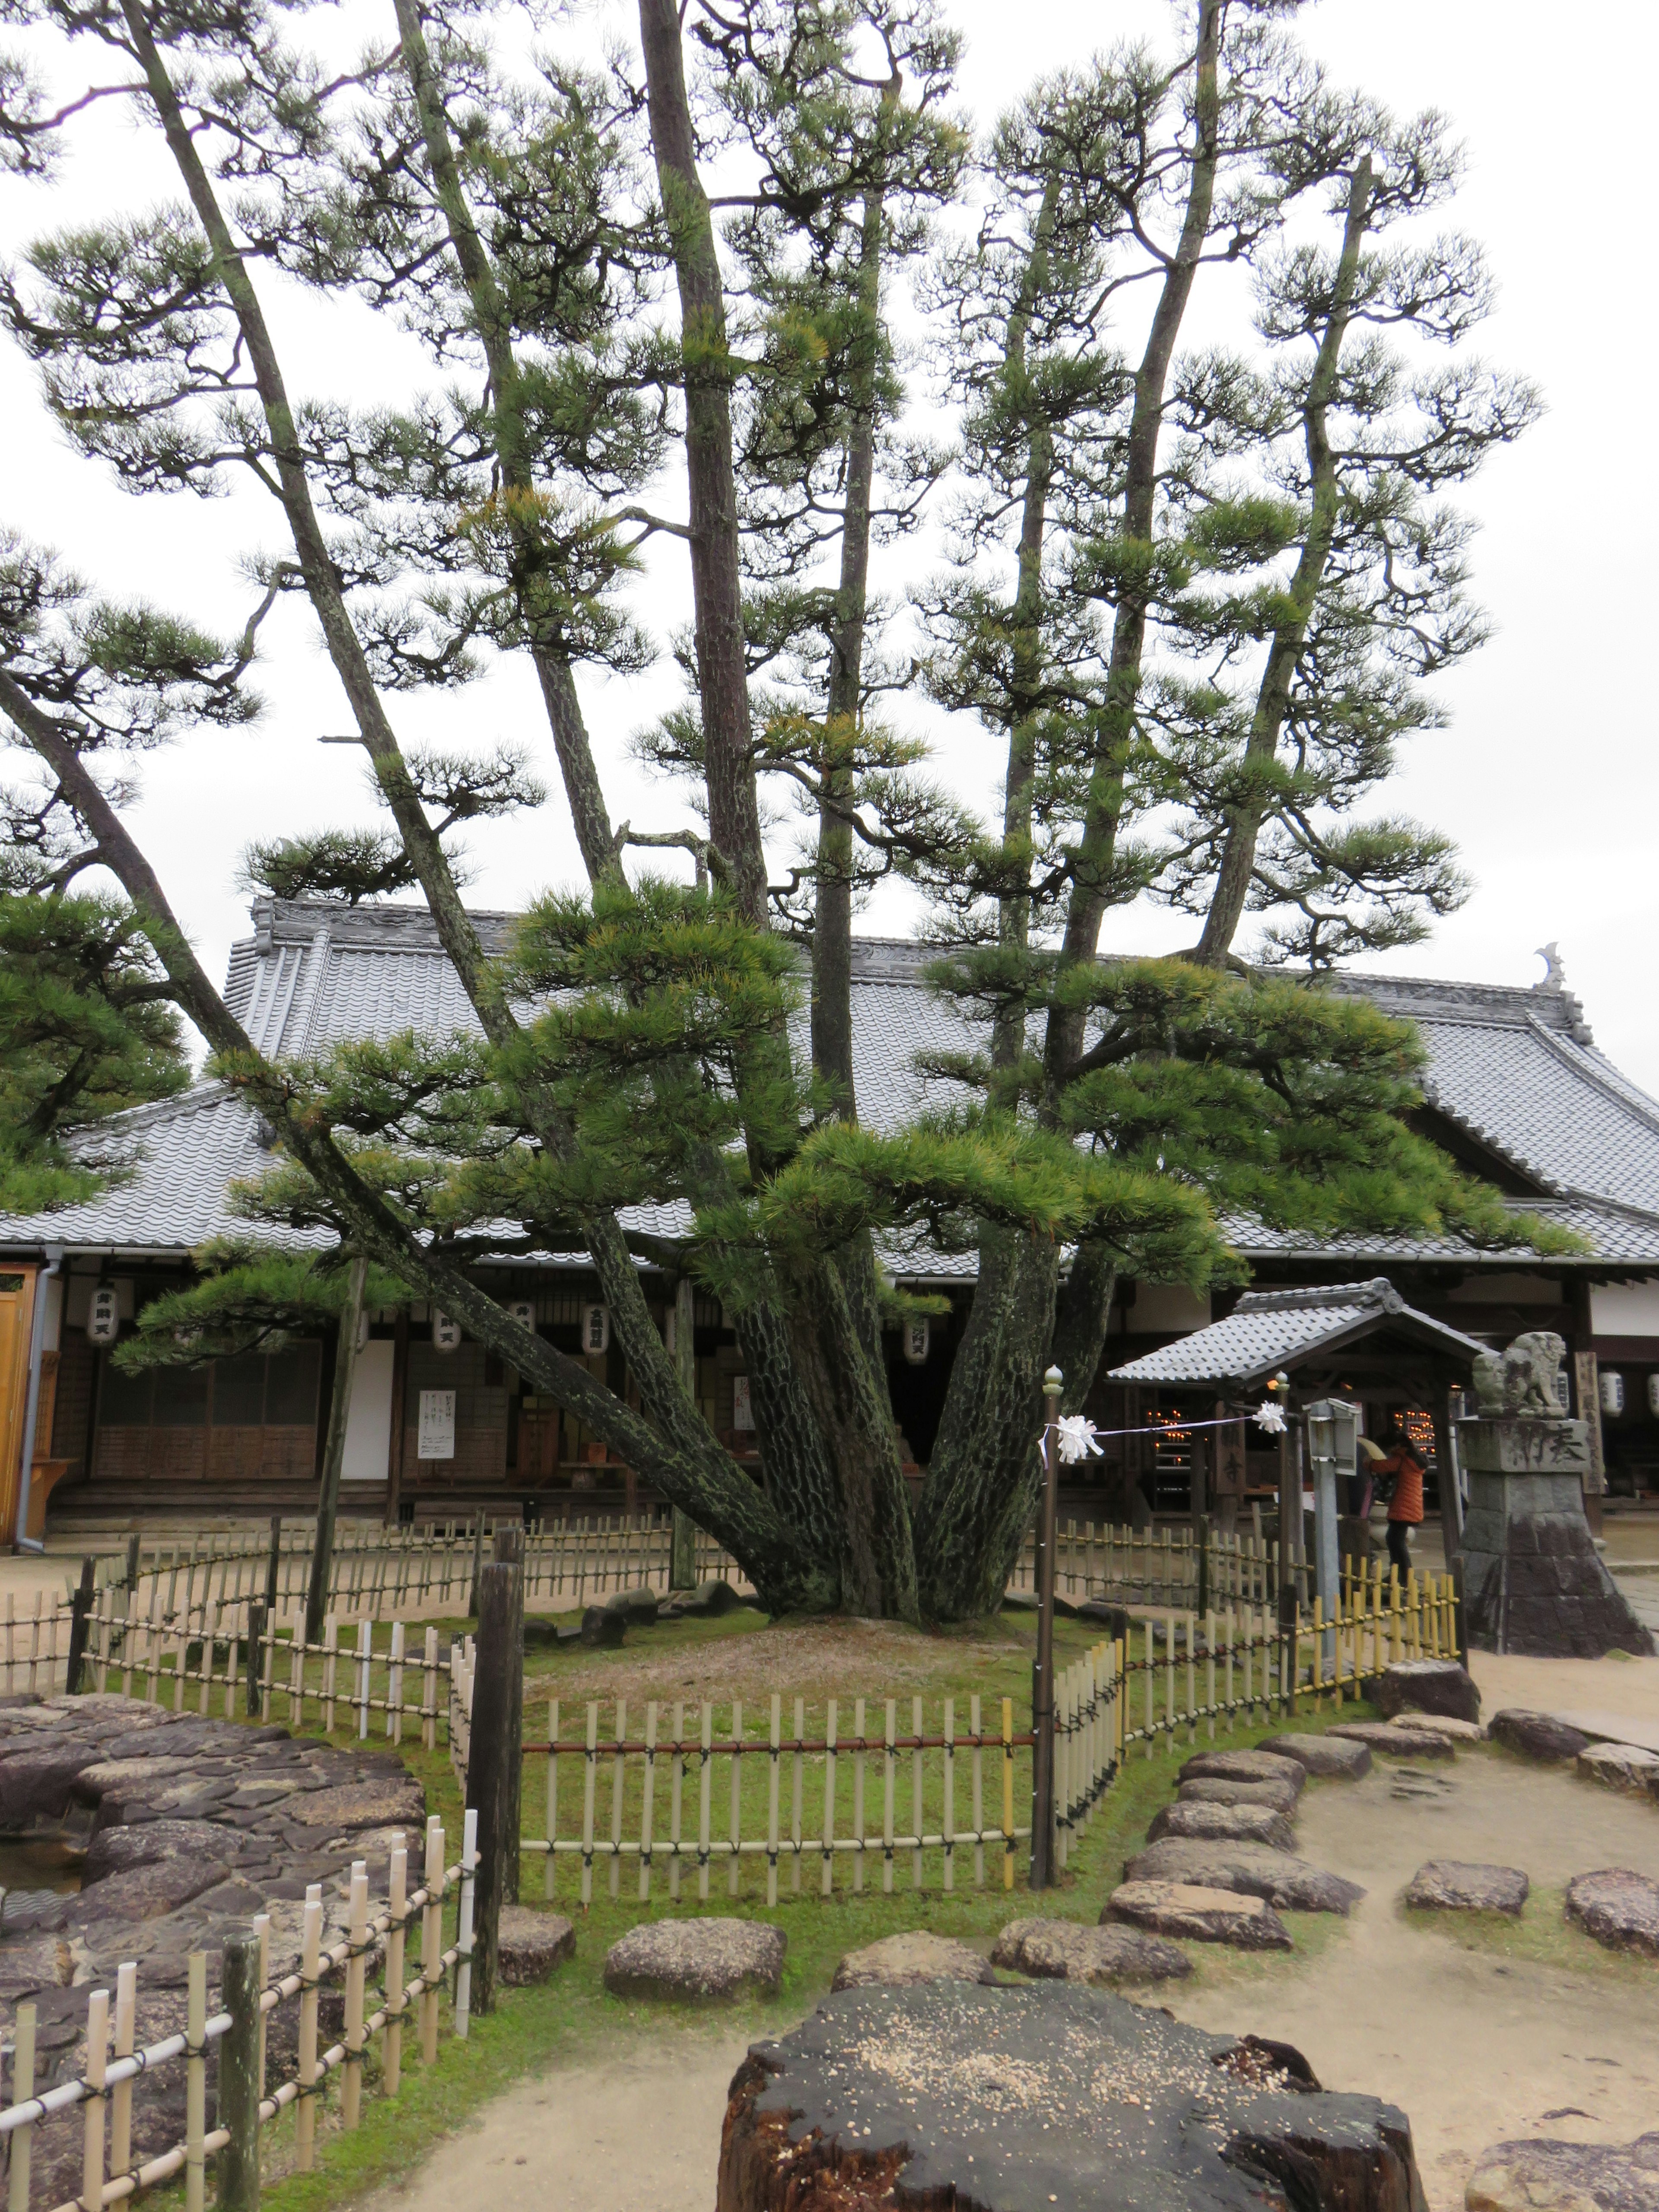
[1371, 1419, 1426, 1586]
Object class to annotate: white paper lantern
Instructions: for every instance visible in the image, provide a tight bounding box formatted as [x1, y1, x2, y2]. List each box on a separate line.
[1599, 1369, 1625, 1418]
[583, 1303, 610, 1356]
[432, 1311, 462, 1352]
[902, 1317, 930, 1366]
[87, 1284, 120, 1346]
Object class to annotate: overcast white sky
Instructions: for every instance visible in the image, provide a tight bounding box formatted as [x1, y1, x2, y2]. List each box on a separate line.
[4, 0, 1655, 1086]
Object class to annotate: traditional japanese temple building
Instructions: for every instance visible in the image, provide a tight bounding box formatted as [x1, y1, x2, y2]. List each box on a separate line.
[4, 900, 1659, 1541]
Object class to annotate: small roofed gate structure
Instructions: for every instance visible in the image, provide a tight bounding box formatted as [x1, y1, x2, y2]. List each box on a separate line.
[1105, 1279, 1489, 1550]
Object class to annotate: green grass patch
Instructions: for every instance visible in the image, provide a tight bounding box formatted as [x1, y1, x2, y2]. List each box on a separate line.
[1399, 1885, 1658, 1986]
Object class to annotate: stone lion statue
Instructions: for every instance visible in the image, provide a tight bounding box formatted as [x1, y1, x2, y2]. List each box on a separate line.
[1472, 1330, 1566, 1417]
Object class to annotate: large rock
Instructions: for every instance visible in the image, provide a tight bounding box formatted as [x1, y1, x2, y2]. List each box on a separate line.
[1373, 1659, 1481, 1725]
[1106, 1881, 1291, 1951]
[84, 1819, 232, 1883]
[1403, 1861, 1529, 1916]
[1258, 1733, 1373, 1779]
[1328, 1723, 1455, 1761]
[1466, 2133, 1659, 2212]
[1178, 1776, 1302, 1814]
[1177, 1748, 1306, 1794]
[1576, 1742, 1659, 1799]
[603, 1916, 785, 2000]
[1387, 1713, 1483, 1743]
[497, 1905, 575, 1986]
[1490, 1710, 1590, 1763]
[831, 1932, 993, 1993]
[718, 1983, 1427, 2212]
[991, 1918, 1191, 1985]
[1564, 1869, 1659, 1959]
[1148, 1800, 1298, 1853]
[283, 1777, 427, 1833]
[0, 1932, 73, 2000]
[1125, 1836, 1365, 1914]
[70, 1856, 231, 1922]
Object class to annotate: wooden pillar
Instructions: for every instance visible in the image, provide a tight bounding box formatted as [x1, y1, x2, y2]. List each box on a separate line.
[670, 1278, 698, 1590]
[1430, 1378, 1463, 1559]
[467, 1538, 524, 2016]
[1568, 1280, 1606, 1533]
[384, 1307, 410, 1527]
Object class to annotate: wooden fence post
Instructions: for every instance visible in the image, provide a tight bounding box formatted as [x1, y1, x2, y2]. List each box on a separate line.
[245, 1605, 266, 1719]
[64, 1557, 96, 1696]
[467, 1546, 524, 2015]
[216, 1931, 261, 2212]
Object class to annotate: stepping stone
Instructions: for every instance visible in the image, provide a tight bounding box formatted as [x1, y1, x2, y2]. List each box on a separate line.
[1328, 1722, 1455, 1760]
[991, 1917, 1191, 1984]
[1106, 1879, 1292, 1950]
[1404, 1860, 1529, 1915]
[1124, 1836, 1364, 1913]
[1374, 1659, 1481, 1725]
[1258, 1733, 1372, 1778]
[1148, 1800, 1298, 1852]
[1177, 1748, 1306, 1793]
[1576, 1742, 1659, 1799]
[831, 1932, 994, 1992]
[497, 1905, 575, 1986]
[1467, 2133, 1659, 2212]
[603, 1916, 786, 1999]
[1490, 1710, 1590, 1762]
[1387, 1712, 1483, 1742]
[718, 1983, 1426, 2212]
[1178, 1776, 1301, 1814]
[1564, 1869, 1659, 1959]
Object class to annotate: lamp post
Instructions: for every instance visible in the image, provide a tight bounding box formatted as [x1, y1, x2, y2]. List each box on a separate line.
[1030, 1364, 1063, 1890]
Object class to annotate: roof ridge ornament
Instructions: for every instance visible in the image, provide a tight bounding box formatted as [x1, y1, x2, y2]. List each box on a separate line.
[1532, 941, 1566, 991]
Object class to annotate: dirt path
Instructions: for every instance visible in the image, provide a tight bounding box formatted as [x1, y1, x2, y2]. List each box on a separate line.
[1169, 1752, 1659, 2212]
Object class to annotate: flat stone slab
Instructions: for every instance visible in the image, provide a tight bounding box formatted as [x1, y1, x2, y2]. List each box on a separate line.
[1178, 1776, 1302, 1814]
[1374, 1659, 1481, 1725]
[1125, 1836, 1365, 1914]
[604, 1916, 785, 2000]
[1467, 2133, 1659, 2212]
[991, 1917, 1191, 1985]
[1148, 1800, 1298, 1852]
[1564, 1869, 1659, 1959]
[1258, 1733, 1373, 1778]
[1576, 1742, 1659, 1798]
[831, 1932, 993, 1993]
[1387, 1712, 1483, 1742]
[283, 1777, 429, 1832]
[1490, 1710, 1591, 1762]
[1106, 1880, 1292, 1951]
[719, 1982, 1427, 2212]
[1177, 1748, 1306, 1793]
[1404, 1861, 1529, 1915]
[1328, 1722, 1456, 1760]
[497, 1905, 575, 1986]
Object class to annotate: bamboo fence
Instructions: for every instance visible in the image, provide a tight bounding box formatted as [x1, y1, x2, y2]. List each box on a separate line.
[0, 1815, 474, 2212]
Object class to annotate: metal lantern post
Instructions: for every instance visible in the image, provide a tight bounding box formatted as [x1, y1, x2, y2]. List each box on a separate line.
[1030, 1364, 1064, 1891]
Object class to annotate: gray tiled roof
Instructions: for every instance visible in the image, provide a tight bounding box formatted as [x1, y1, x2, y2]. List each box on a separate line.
[1108, 1278, 1489, 1387]
[7, 900, 1659, 1277]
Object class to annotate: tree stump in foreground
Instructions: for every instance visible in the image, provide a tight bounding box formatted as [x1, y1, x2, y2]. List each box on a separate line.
[718, 1983, 1428, 2212]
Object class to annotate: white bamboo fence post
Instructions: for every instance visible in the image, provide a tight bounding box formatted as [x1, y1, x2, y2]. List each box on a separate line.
[8, 2000, 35, 2212]
[420, 1820, 443, 2066]
[110, 1958, 136, 2184]
[81, 1983, 109, 2212]
[852, 1698, 867, 1894]
[609, 1699, 627, 1901]
[422, 1626, 439, 1751]
[640, 1702, 658, 1901]
[254, 1911, 269, 2120]
[297, 1884, 322, 2168]
[386, 1835, 407, 2098]
[355, 1619, 372, 1739]
[942, 1697, 955, 1892]
[185, 1951, 206, 2212]
[727, 1699, 743, 1900]
[323, 1616, 338, 1734]
[881, 1699, 896, 1896]
[790, 1696, 804, 1895]
[455, 1806, 478, 2039]
[388, 1619, 405, 1744]
[697, 1703, 712, 1902]
[547, 1697, 560, 1904]
[669, 1700, 685, 1903]
[970, 1693, 984, 1888]
[910, 1696, 924, 1890]
[821, 1699, 838, 1897]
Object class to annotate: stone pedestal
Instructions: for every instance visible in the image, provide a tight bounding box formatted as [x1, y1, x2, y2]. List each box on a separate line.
[1459, 1417, 1653, 1658]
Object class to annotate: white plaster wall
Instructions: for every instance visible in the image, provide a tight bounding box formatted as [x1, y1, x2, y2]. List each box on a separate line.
[341, 1338, 395, 1481]
[1590, 1280, 1659, 1337]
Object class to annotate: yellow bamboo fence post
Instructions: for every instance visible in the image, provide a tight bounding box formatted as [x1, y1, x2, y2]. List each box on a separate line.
[852, 1697, 867, 1895]
[297, 1884, 321, 2166]
[942, 1697, 956, 1893]
[9, 2000, 35, 2212]
[910, 1695, 925, 1890]
[610, 1698, 627, 1901]
[110, 1958, 136, 2189]
[81, 1983, 108, 2212]
[185, 1951, 206, 2212]
[582, 1703, 599, 1907]
[697, 1702, 713, 1903]
[881, 1699, 896, 1896]
[385, 1834, 407, 2098]
[420, 1819, 443, 2066]
[669, 1698, 685, 1903]
[728, 1698, 743, 1900]
[821, 1699, 838, 1897]
[343, 1857, 368, 2128]
[970, 1694, 985, 1888]
[547, 1697, 561, 1903]
[1000, 1697, 1014, 1891]
[791, 1696, 805, 1895]
[766, 1695, 782, 1907]
[641, 1701, 659, 1901]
